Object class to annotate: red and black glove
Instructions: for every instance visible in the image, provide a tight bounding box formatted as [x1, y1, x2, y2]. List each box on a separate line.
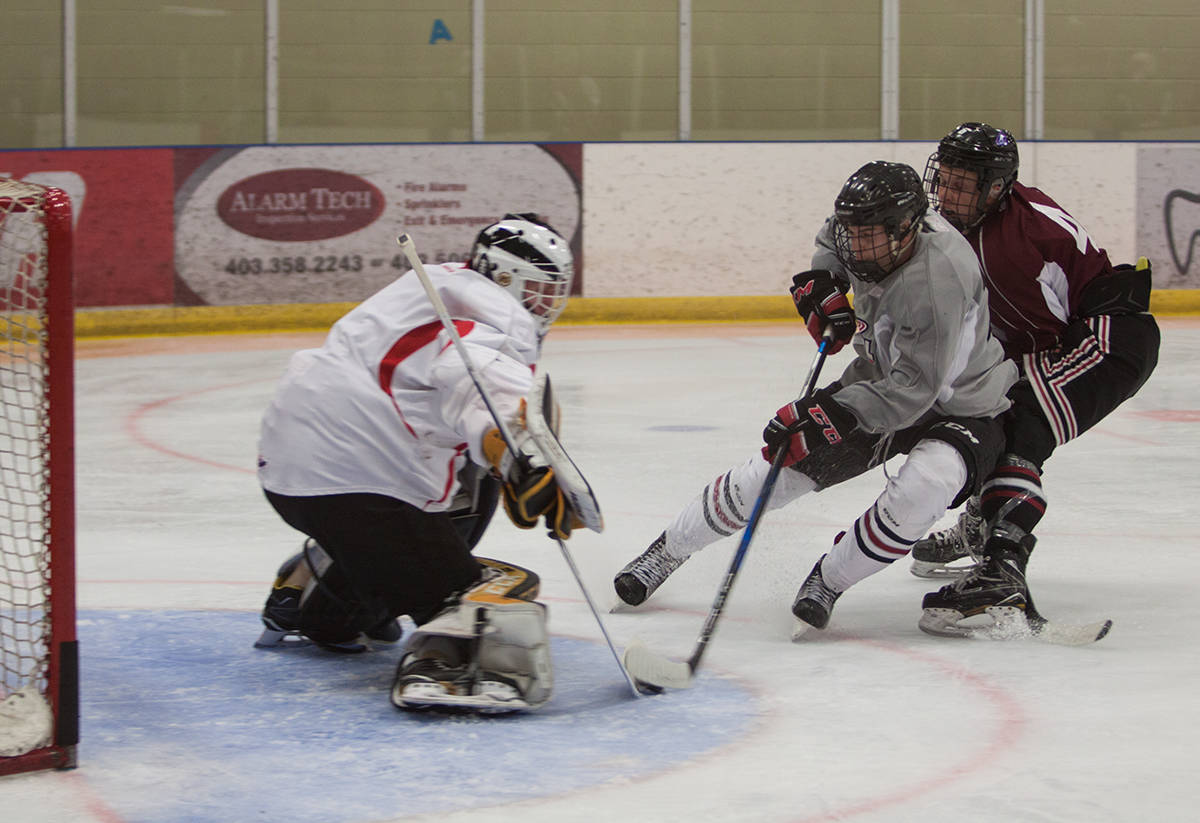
[790, 270, 855, 354]
[761, 387, 857, 467]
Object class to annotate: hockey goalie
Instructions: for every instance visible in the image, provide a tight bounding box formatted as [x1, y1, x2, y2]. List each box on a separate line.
[254, 214, 591, 712]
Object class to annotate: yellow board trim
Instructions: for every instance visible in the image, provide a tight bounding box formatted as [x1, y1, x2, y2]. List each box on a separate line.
[73, 291, 1200, 339]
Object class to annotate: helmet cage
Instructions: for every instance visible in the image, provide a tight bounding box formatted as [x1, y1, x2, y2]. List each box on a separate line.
[832, 162, 928, 283]
[924, 122, 1019, 231]
[471, 213, 574, 335]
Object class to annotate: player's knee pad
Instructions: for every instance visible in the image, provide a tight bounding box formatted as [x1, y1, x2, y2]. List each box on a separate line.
[403, 557, 552, 708]
[877, 440, 966, 540]
[921, 416, 1006, 506]
[296, 541, 390, 645]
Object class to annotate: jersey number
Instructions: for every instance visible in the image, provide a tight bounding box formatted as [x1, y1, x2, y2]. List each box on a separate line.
[1029, 202, 1095, 254]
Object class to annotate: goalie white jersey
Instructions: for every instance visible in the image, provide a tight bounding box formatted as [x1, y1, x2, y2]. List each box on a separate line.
[257, 262, 539, 511]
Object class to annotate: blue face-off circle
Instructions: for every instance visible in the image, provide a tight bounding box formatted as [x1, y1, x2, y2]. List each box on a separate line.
[76, 610, 756, 823]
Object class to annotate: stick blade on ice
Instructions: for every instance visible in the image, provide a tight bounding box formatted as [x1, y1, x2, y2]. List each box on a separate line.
[622, 641, 694, 690]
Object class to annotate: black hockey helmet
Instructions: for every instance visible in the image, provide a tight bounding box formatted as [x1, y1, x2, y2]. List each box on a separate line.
[924, 122, 1019, 231]
[832, 161, 928, 283]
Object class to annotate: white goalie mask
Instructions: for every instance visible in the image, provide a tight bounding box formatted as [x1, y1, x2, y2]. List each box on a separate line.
[470, 213, 575, 335]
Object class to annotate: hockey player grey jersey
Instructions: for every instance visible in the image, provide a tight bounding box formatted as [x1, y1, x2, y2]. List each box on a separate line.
[812, 208, 1017, 433]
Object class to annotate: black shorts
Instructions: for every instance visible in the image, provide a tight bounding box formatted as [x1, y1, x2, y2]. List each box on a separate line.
[1011, 312, 1160, 466]
[264, 490, 484, 625]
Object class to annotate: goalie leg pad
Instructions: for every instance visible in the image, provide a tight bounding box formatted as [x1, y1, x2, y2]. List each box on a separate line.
[392, 558, 553, 712]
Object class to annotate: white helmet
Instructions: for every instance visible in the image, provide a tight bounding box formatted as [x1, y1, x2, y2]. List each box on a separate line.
[470, 213, 574, 335]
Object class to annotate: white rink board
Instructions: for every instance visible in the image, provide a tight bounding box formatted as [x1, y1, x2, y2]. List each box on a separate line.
[583, 141, 1139, 297]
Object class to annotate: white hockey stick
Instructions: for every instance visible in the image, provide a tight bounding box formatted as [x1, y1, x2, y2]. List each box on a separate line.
[396, 233, 647, 698]
[622, 330, 835, 691]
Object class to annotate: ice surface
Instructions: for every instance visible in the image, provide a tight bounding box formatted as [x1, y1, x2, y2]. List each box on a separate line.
[3, 320, 1198, 822]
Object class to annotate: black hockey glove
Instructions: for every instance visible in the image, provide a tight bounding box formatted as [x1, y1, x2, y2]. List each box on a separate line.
[482, 427, 580, 540]
[761, 387, 857, 467]
[790, 270, 856, 354]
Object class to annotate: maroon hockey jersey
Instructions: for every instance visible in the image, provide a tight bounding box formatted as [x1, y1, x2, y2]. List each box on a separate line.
[967, 182, 1115, 356]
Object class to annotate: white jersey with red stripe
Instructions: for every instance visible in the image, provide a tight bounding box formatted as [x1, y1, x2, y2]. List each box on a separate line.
[257, 262, 539, 511]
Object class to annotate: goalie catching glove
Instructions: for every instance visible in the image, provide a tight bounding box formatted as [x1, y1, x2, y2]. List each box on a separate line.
[790, 269, 855, 354]
[762, 387, 857, 467]
[482, 420, 581, 539]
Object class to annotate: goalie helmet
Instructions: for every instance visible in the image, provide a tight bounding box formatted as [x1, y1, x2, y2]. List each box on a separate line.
[924, 122, 1019, 231]
[471, 213, 574, 335]
[832, 161, 928, 283]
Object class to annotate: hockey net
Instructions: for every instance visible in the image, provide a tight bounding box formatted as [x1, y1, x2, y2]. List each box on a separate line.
[0, 179, 77, 774]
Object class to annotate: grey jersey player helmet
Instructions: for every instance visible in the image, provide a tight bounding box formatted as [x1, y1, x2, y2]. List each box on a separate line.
[832, 161, 929, 283]
[470, 213, 574, 335]
[924, 122, 1019, 231]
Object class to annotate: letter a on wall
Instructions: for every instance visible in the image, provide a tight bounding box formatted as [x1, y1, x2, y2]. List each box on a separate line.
[430, 19, 453, 44]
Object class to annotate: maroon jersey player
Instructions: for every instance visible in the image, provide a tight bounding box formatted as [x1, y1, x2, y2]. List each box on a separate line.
[913, 122, 1160, 637]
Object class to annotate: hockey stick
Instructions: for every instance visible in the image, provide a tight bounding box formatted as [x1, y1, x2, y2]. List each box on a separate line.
[396, 233, 647, 698]
[623, 330, 835, 690]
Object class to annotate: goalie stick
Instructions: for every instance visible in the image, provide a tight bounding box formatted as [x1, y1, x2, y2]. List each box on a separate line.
[622, 330, 835, 691]
[396, 233, 648, 698]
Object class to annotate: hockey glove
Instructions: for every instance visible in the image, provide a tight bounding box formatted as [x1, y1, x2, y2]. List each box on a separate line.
[482, 427, 581, 540]
[761, 387, 857, 467]
[790, 270, 855, 354]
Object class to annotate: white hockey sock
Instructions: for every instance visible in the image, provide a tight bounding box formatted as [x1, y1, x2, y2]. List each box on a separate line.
[665, 454, 817, 559]
[820, 514, 898, 592]
[821, 440, 967, 592]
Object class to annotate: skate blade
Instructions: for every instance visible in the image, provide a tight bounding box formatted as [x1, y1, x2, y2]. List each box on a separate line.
[918, 606, 1033, 640]
[790, 619, 817, 642]
[909, 558, 979, 579]
[255, 626, 369, 653]
[254, 626, 311, 649]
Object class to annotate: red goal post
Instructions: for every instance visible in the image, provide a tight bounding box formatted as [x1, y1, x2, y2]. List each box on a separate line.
[0, 179, 78, 774]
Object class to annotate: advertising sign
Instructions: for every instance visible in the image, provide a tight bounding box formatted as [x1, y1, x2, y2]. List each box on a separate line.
[0, 149, 175, 307]
[1136, 145, 1200, 288]
[174, 144, 581, 306]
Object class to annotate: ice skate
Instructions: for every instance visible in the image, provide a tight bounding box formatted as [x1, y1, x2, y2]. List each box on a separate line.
[919, 535, 1035, 639]
[909, 495, 985, 579]
[614, 532, 688, 607]
[790, 556, 842, 638]
[254, 545, 401, 653]
[391, 655, 529, 714]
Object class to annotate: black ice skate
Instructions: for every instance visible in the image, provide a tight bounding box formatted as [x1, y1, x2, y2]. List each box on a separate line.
[909, 495, 985, 579]
[254, 544, 401, 652]
[614, 532, 688, 607]
[790, 556, 842, 637]
[391, 655, 528, 714]
[919, 535, 1035, 638]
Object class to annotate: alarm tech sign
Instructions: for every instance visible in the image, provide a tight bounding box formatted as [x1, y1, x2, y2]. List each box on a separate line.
[216, 168, 385, 242]
[174, 144, 581, 306]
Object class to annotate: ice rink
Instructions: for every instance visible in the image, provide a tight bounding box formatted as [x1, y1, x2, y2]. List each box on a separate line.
[4, 318, 1199, 822]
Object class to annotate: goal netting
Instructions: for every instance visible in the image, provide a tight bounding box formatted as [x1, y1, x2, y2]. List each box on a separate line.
[0, 178, 77, 774]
